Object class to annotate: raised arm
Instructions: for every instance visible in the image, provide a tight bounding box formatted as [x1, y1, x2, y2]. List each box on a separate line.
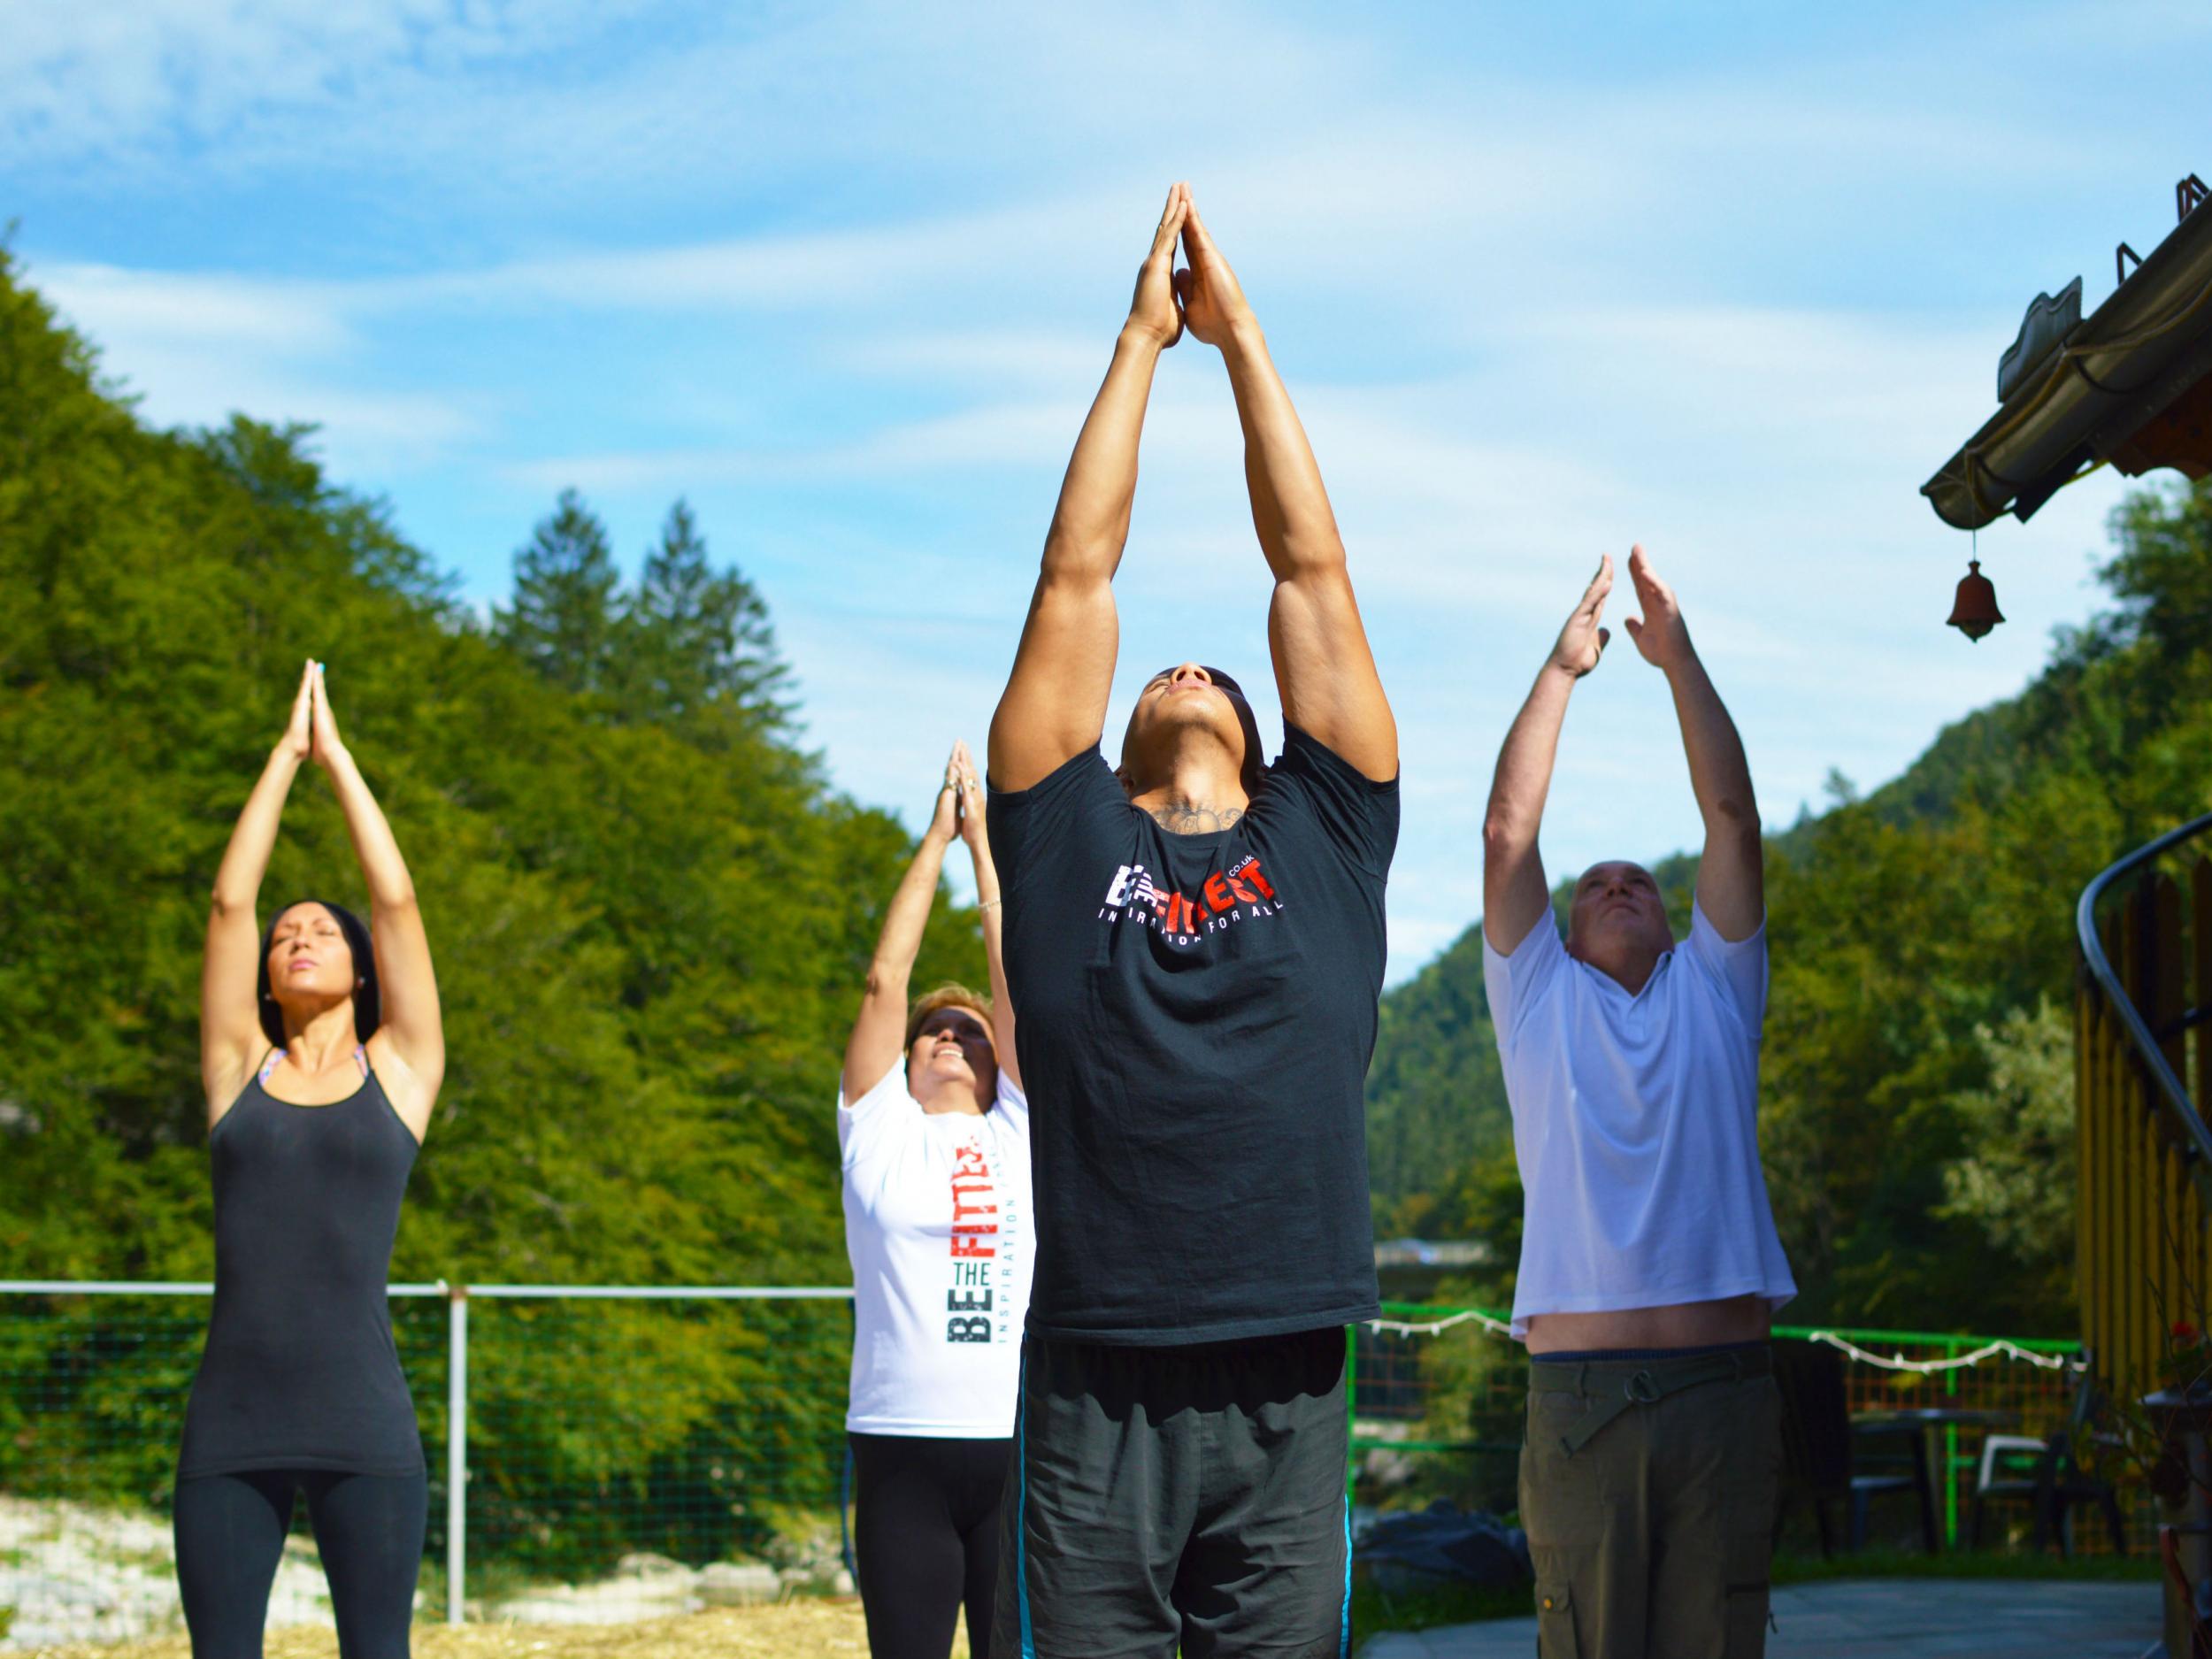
[1622, 545, 1763, 940]
[202, 662, 315, 1117]
[949, 741, 1020, 1094]
[989, 184, 1188, 792]
[1482, 558, 1614, 953]
[1176, 196, 1395, 781]
[309, 665, 444, 1133]
[843, 751, 963, 1102]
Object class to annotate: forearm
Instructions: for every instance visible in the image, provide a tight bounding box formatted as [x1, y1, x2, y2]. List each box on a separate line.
[1486, 664, 1575, 848]
[212, 748, 300, 912]
[323, 749, 418, 910]
[1665, 650, 1758, 839]
[868, 829, 952, 991]
[969, 838, 1009, 1000]
[1220, 321, 1342, 579]
[1042, 329, 1166, 580]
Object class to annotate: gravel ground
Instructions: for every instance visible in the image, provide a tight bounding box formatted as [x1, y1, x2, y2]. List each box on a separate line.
[19, 1601, 966, 1659]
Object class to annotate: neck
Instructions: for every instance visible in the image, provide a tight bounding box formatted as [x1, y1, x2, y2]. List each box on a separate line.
[913, 1075, 987, 1117]
[279, 1002, 359, 1071]
[1127, 751, 1249, 835]
[1572, 939, 1664, 996]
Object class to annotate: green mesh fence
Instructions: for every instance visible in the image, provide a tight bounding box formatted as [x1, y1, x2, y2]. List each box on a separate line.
[1349, 1305, 2155, 1558]
[0, 1286, 856, 1646]
[455, 1292, 855, 1621]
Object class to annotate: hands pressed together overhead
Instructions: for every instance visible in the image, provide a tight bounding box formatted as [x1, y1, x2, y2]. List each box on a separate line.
[931, 739, 986, 850]
[1126, 181, 1254, 352]
[278, 658, 353, 770]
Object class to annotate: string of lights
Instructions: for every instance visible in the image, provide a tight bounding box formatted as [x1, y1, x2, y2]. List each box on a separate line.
[1361, 1311, 2084, 1372]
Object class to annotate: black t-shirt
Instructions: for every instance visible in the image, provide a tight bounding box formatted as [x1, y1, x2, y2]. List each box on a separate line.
[987, 724, 1398, 1345]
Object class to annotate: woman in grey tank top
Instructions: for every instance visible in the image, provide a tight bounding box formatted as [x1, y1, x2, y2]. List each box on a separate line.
[179, 660, 446, 1659]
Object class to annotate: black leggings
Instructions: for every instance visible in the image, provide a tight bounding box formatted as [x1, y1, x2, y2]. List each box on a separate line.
[851, 1432, 1008, 1659]
[173, 1468, 426, 1659]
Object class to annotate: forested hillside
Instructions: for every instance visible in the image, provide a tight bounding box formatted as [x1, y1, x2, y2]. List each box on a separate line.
[1366, 477, 2212, 1337]
[0, 250, 985, 1289]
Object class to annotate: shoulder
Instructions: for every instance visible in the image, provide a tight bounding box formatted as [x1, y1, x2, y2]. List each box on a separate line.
[1259, 725, 1399, 876]
[366, 1031, 435, 1143]
[987, 746, 1122, 814]
[1482, 911, 1571, 1042]
[839, 1061, 919, 1162]
[1673, 903, 1769, 1030]
[988, 749, 1132, 889]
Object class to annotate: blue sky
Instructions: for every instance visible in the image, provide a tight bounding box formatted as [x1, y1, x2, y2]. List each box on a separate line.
[8, 1, 2209, 979]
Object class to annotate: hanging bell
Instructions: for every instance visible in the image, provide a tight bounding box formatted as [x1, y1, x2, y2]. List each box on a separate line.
[1947, 558, 2004, 642]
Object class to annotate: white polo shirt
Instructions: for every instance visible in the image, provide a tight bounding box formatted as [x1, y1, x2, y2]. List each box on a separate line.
[839, 1063, 1033, 1436]
[1483, 903, 1796, 1341]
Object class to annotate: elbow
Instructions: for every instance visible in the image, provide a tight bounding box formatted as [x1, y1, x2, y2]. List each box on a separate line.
[863, 962, 910, 1005]
[1481, 811, 1530, 865]
[1706, 795, 1763, 849]
[210, 888, 252, 921]
[1039, 535, 1115, 586]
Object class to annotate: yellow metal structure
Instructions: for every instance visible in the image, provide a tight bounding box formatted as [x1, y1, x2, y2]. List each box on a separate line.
[2078, 838, 2212, 1402]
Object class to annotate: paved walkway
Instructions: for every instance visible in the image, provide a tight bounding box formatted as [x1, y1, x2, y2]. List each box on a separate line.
[1361, 1579, 2162, 1657]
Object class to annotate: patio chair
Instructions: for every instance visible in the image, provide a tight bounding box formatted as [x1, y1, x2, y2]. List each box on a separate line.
[1771, 1337, 1940, 1556]
[1968, 1365, 2126, 1556]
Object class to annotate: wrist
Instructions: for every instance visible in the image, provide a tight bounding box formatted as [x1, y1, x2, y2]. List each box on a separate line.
[1217, 312, 1267, 362]
[1117, 322, 1170, 357]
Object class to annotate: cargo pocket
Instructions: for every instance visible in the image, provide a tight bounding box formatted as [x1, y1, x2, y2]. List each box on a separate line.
[1534, 1581, 1580, 1658]
[1722, 1579, 1769, 1656]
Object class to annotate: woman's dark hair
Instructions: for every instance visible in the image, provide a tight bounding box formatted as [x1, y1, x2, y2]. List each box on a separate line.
[256, 899, 380, 1049]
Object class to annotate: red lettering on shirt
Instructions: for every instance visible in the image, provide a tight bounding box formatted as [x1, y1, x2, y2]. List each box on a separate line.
[949, 1138, 998, 1262]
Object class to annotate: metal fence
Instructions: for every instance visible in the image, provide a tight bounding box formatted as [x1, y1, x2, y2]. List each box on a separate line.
[0, 1282, 855, 1647]
[1352, 1303, 2154, 1556]
[0, 1283, 2154, 1649]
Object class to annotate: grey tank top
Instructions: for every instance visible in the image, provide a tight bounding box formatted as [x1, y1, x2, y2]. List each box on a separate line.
[178, 1051, 425, 1478]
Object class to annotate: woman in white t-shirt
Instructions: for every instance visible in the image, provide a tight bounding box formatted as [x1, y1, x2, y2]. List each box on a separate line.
[840, 741, 1032, 1659]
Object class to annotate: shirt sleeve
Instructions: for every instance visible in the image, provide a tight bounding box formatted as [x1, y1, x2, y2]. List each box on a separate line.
[837, 1061, 918, 1172]
[986, 746, 1129, 901]
[1481, 908, 1569, 1054]
[1263, 724, 1401, 879]
[991, 1070, 1030, 1142]
[1680, 901, 1768, 1031]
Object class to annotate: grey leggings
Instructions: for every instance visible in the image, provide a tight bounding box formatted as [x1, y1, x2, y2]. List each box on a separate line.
[173, 1468, 426, 1659]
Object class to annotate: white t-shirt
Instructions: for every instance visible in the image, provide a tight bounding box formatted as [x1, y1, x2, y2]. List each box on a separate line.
[839, 1062, 1033, 1436]
[1482, 903, 1797, 1341]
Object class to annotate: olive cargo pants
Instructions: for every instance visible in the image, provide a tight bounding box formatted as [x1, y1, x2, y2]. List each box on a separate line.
[1517, 1346, 1782, 1657]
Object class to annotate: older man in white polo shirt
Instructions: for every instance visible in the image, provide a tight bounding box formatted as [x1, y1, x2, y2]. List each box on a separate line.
[1481, 546, 1797, 1658]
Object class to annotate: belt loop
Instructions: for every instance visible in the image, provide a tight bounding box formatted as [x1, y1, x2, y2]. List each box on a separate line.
[1576, 1361, 1588, 1396]
[1730, 1348, 1745, 1381]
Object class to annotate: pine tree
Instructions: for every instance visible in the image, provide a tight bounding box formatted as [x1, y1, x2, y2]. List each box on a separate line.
[497, 488, 620, 696]
[622, 497, 793, 734]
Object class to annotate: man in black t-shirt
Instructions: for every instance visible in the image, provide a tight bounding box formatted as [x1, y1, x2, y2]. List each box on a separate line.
[986, 182, 1399, 1659]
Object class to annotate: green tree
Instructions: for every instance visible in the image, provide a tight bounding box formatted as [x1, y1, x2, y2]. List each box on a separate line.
[496, 488, 621, 696]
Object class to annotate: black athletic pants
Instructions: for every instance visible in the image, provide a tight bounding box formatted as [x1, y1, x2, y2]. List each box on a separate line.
[173, 1468, 426, 1659]
[850, 1432, 1009, 1659]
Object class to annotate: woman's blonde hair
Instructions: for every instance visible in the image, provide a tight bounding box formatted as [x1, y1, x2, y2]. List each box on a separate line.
[904, 983, 995, 1051]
